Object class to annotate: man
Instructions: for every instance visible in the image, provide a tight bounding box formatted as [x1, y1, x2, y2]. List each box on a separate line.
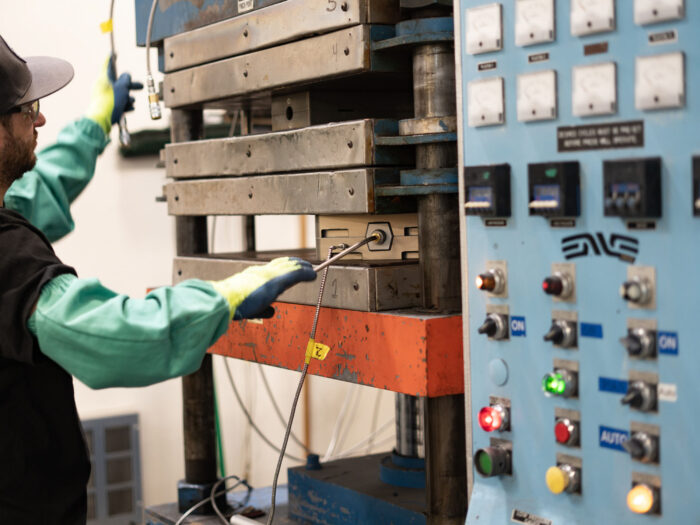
[0, 35, 316, 524]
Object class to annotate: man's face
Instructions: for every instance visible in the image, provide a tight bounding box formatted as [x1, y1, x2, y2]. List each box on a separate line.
[0, 107, 46, 188]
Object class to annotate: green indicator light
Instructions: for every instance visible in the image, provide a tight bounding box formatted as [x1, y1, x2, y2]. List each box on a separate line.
[476, 450, 493, 476]
[545, 168, 558, 178]
[483, 171, 491, 180]
[542, 373, 567, 395]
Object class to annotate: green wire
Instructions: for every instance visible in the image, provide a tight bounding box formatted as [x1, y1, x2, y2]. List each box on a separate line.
[214, 376, 227, 479]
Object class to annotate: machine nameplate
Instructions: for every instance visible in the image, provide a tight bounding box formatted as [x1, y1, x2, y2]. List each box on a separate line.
[510, 510, 552, 525]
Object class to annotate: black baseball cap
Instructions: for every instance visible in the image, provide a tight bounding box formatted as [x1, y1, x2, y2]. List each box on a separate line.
[0, 34, 74, 114]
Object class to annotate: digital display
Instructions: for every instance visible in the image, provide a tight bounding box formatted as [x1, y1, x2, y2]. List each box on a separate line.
[534, 184, 560, 202]
[610, 182, 640, 195]
[469, 186, 494, 204]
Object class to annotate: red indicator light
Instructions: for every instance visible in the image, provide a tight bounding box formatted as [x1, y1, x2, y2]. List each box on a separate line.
[478, 405, 508, 432]
[542, 276, 563, 296]
[554, 422, 571, 444]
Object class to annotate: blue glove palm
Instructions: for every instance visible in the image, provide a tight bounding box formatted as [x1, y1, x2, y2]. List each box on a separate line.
[108, 57, 143, 125]
[210, 257, 317, 320]
[85, 57, 143, 135]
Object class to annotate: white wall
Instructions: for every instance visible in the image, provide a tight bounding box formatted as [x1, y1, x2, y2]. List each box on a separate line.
[2, 1, 395, 511]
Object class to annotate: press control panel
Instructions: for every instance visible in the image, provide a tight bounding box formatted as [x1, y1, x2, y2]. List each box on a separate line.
[457, 1, 696, 523]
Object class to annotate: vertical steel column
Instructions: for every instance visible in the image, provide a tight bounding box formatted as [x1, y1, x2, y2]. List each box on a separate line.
[395, 394, 425, 458]
[413, 38, 467, 525]
[171, 109, 218, 485]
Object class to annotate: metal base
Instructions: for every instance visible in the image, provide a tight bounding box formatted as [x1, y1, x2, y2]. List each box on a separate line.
[288, 453, 426, 525]
[177, 479, 228, 515]
[146, 486, 290, 525]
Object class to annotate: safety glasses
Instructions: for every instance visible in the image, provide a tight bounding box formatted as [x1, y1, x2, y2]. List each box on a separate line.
[7, 99, 40, 123]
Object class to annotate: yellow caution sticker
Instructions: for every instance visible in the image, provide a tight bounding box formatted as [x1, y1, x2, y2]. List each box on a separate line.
[100, 19, 114, 34]
[304, 338, 331, 364]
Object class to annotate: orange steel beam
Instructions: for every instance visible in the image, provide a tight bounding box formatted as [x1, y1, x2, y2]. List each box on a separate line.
[209, 302, 463, 397]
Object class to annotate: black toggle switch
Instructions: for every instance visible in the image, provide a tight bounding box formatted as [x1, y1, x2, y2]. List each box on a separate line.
[543, 320, 577, 348]
[621, 381, 657, 412]
[478, 313, 508, 340]
[478, 318, 497, 336]
[622, 431, 658, 463]
[620, 328, 656, 358]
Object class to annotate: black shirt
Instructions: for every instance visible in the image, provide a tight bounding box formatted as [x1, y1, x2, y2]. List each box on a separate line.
[0, 208, 90, 524]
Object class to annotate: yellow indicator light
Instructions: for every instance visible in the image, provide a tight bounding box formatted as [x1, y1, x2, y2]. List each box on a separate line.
[545, 466, 568, 494]
[627, 484, 655, 514]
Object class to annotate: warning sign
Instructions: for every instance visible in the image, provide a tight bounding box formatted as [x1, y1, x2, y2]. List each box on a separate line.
[557, 121, 644, 152]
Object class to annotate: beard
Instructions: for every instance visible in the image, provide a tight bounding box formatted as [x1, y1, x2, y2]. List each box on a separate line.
[0, 128, 37, 188]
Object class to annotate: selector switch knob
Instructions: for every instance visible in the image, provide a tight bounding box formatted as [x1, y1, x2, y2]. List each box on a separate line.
[621, 380, 657, 412]
[623, 431, 658, 463]
[620, 277, 651, 305]
[542, 272, 574, 299]
[545, 464, 581, 494]
[478, 313, 508, 340]
[544, 320, 577, 348]
[620, 328, 656, 358]
[475, 268, 506, 294]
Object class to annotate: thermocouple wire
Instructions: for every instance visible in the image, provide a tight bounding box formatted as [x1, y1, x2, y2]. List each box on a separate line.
[312, 231, 383, 273]
[266, 232, 381, 524]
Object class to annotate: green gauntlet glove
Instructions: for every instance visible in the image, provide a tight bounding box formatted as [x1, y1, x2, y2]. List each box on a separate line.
[210, 257, 317, 320]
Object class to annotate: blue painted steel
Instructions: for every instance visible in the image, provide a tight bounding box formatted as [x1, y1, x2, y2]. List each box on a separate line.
[459, 2, 699, 523]
[379, 453, 426, 488]
[396, 17, 454, 37]
[400, 168, 458, 186]
[288, 463, 426, 524]
[390, 451, 426, 470]
[376, 184, 458, 196]
[372, 17, 453, 50]
[375, 132, 457, 146]
[134, 0, 284, 46]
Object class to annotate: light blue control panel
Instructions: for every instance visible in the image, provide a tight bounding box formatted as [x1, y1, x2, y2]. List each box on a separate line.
[456, 1, 697, 523]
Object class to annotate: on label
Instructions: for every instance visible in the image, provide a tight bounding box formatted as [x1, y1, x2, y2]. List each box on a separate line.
[510, 316, 526, 337]
[658, 331, 678, 355]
